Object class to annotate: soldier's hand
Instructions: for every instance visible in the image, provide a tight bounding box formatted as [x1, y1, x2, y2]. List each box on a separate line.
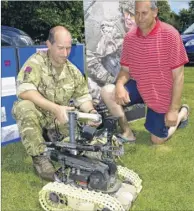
[54, 105, 75, 124]
[115, 83, 130, 106]
[87, 109, 101, 127]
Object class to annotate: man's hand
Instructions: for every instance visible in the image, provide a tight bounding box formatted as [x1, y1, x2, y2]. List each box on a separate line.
[54, 105, 75, 124]
[115, 83, 131, 106]
[165, 110, 179, 127]
[87, 109, 101, 127]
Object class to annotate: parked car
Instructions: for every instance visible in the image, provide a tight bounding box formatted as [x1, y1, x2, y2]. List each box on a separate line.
[1, 25, 34, 46]
[181, 23, 194, 64]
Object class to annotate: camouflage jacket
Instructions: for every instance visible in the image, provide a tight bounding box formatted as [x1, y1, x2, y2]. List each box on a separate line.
[15, 50, 92, 115]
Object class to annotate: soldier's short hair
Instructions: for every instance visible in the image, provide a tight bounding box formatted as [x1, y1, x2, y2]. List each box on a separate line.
[48, 28, 55, 44]
[48, 26, 70, 44]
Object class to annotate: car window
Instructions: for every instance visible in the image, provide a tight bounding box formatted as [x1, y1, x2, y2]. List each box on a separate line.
[1, 39, 11, 46]
[183, 23, 194, 35]
[1, 35, 13, 46]
[1, 26, 34, 46]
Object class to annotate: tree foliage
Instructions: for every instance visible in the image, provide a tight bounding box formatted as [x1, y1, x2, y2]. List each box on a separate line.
[157, 0, 193, 33]
[179, 1, 194, 32]
[157, 1, 182, 32]
[1, 1, 84, 43]
[157, 0, 172, 23]
[1, 0, 193, 43]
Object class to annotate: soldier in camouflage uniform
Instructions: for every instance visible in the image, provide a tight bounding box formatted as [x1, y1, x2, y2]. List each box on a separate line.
[12, 26, 98, 181]
[86, 1, 136, 107]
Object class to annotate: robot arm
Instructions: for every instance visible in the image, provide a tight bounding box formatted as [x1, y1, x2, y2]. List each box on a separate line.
[75, 111, 102, 124]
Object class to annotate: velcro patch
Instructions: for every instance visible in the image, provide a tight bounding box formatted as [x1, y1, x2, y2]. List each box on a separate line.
[25, 66, 32, 72]
[24, 66, 32, 81]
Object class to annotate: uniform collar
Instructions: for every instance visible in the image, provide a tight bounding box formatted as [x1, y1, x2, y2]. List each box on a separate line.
[58, 66, 67, 80]
[36, 50, 53, 76]
[136, 18, 160, 37]
[47, 50, 68, 80]
[39, 50, 70, 80]
[55, 60, 72, 81]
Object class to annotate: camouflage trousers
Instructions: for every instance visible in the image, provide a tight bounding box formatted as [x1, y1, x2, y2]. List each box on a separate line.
[12, 100, 69, 156]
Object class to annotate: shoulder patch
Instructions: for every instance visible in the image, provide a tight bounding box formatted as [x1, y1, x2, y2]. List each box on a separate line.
[23, 66, 32, 81]
[25, 66, 32, 73]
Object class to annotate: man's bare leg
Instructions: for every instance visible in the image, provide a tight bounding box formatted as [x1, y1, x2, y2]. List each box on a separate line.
[101, 84, 136, 141]
[151, 105, 189, 144]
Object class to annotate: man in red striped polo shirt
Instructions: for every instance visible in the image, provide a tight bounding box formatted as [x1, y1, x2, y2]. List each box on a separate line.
[101, 0, 189, 144]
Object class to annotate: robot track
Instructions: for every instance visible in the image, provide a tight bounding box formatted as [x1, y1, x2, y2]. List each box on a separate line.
[39, 166, 142, 211]
[39, 182, 125, 211]
[117, 165, 142, 193]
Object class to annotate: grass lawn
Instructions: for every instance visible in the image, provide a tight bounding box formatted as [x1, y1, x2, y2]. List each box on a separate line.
[2, 66, 194, 211]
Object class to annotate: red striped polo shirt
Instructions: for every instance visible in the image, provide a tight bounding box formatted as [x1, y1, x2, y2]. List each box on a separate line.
[120, 19, 188, 113]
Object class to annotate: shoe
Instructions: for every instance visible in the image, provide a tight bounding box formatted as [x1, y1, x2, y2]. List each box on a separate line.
[178, 104, 189, 129]
[32, 155, 55, 181]
[116, 134, 136, 144]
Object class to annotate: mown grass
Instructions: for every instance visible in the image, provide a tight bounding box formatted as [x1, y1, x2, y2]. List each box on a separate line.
[2, 66, 194, 211]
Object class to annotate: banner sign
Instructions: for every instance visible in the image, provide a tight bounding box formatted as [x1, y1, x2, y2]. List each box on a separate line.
[83, 0, 145, 120]
[1, 45, 85, 146]
[1, 47, 20, 145]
